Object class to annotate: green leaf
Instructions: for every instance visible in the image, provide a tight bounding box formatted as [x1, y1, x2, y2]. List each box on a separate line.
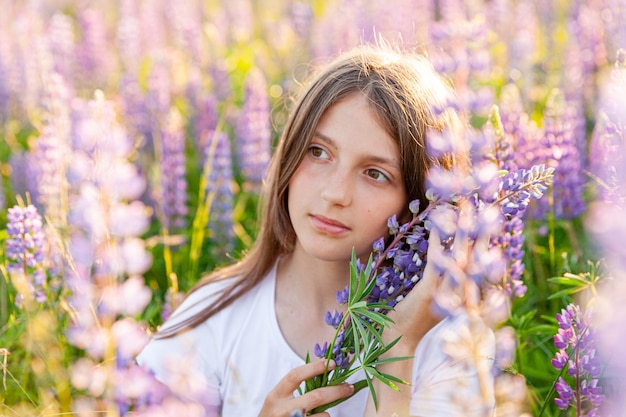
[355, 315, 385, 345]
[370, 354, 413, 366]
[348, 250, 359, 304]
[363, 335, 403, 363]
[365, 366, 400, 391]
[351, 301, 368, 309]
[357, 308, 394, 328]
[547, 287, 586, 299]
[365, 371, 377, 410]
[354, 254, 373, 300]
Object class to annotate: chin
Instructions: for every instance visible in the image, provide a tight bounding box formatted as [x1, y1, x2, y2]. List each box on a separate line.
[300, 245, 352, 264]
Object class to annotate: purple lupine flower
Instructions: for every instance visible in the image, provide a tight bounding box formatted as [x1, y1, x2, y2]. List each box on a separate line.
[563, 0, 607, 140]
[324, 310, 343, 329]
[290, 0, 314, 38]
[117, 0, 142, 73]
[31, 71, 72, 228]
[498, 84, 545, 176]
[586, 61, 626, 413]
[64, 93, 160, 415]
[540, 90, 586, 220]
[76, 8, 111, 88]
[145, 58, 171, 141]
[186, 69, 218, 149]
[309, 0, 365, 59]
[0, 25, 11, 122]
[8, 150, 40, 206]
[235, 68, 272, 185]
[506, 1, 539, 85]
[210, 61, 233, 102]
[551, 304, 605, 414]
[47, 12, 76, 84]
[491, 164, 553, 297]
[205, 130, 235, 256]
[5, 204, 48, 304]
[336, 287, 349, 304]
[427, 5, 495, 116]
[602, 0, 626, 54]
[314, 342, 328, 358]
[508, 89, 585, 221]
[589, 49, 626, 204]
[170, 0, 204, 64]
[156, 111, 188, 231]
[120, 74, 150, 139]
[494, 326, 517, 371]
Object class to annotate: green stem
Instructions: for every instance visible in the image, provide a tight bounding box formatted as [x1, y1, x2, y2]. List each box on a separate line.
[537, 359, 568, 417]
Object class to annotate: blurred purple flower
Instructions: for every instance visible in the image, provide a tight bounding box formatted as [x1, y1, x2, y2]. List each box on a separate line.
[155, 111, 188, 232]
[494, 326, 516, 370]
[116, 0, 141, 73]
[541, 91, 586, 220]
[64, 92, 153, 355]
[31, 72, 72, 227]
[290, 0, 314, 38]
[428, 10, 495, 116]
[5, 204, 48, 304]
[589, 49, 626, 204]
[235, 68, 272, 185]
[205, 130, 235, 255]
[186, 69, 218, 149]
[47, 13, 76, 83]
[76, 8, 111, 88]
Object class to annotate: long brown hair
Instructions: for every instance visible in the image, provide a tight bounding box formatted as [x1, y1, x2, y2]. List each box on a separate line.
[157, 43, 465, 337]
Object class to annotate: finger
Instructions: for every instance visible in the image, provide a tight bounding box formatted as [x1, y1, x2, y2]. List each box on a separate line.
[272, 359, 336, 397]
[291, 383, 355, 414]
[422, 228, 443, 284]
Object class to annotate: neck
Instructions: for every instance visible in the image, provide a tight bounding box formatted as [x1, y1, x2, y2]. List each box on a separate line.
[277, 246, 351, 312]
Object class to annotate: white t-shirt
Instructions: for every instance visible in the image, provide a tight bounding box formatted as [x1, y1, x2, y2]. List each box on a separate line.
[137, 261, 495, 416]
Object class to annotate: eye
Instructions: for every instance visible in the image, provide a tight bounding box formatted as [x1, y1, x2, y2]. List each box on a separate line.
[309, 145, 329, 159]
[365, 168, 390, 183]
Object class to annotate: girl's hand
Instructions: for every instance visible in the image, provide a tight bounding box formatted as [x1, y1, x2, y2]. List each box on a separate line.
[258, 359, 354, 417]
[383, 228, 446, 353]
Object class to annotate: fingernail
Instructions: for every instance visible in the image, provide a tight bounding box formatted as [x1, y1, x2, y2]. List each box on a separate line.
[346, 384, 354, 393]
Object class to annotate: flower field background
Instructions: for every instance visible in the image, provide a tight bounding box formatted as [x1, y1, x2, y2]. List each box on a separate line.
[1, 0, 626, 416]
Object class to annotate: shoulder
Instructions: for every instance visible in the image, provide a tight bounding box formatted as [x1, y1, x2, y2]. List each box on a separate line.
[160, 277, 238, 332]
[415, 312, 495, 363]
[135, 264, 280, 409]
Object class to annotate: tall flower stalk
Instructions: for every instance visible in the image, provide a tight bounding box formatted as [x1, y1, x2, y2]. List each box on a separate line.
[550, 304, 604, 416]
[5, 204, 47, 305]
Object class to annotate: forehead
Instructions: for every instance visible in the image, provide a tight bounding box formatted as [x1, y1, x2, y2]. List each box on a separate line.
[315, 93, 400, 164]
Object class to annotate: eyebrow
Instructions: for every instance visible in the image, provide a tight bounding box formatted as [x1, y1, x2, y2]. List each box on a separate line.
[313, 131, 401, 170]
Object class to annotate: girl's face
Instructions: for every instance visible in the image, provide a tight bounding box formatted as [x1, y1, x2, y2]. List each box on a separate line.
[287, 93, 408, 263]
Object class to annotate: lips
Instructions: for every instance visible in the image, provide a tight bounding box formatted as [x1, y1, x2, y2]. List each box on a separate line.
[309, 214, 350, 235]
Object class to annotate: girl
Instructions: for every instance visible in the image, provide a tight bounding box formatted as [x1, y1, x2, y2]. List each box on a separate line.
[137, 43, 495, 417]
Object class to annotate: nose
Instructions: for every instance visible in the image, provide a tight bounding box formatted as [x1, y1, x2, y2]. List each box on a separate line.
[321, 169, 352, 206]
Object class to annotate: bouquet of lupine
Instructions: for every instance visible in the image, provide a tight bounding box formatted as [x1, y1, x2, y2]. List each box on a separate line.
[302, 108, 555, 413]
